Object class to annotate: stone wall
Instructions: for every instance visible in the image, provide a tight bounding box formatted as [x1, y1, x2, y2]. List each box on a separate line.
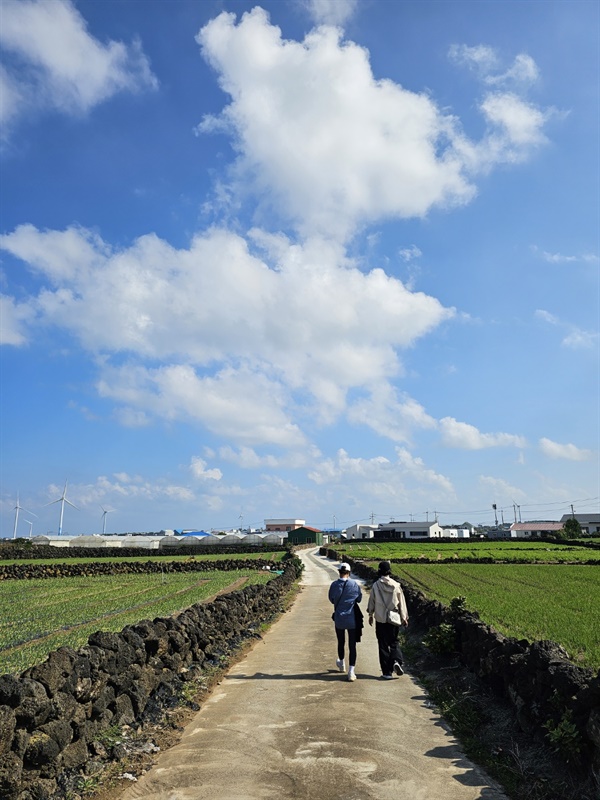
[0, 558, 302, 799]
[0, 545, 287, 561]
[0, 557, 281, 581]
[323, 549, 600, 775]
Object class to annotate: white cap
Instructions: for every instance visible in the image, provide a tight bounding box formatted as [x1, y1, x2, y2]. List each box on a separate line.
[338, 562, 351, 573]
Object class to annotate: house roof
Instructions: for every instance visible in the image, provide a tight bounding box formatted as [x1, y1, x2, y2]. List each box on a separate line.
[559, 513, 600, 524]
[510, 522, 563, 531]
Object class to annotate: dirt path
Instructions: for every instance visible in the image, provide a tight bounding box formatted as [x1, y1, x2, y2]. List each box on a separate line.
[117, 549, 508, 800]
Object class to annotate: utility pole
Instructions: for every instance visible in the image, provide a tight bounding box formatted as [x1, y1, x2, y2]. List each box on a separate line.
[492, 504, 498, 526]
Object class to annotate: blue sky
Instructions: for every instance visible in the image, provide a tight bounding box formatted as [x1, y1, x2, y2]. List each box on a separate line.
[1, 0, 598, 537]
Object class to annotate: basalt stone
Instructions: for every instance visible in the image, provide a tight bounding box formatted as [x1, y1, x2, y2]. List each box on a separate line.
[112, 693, 135, 725]
[12, 729, 31, 759]
[0, 675, 24, 708]
[0, 705, 16, 754]
[108, 662, 142, 694]
[16, 777, 58, 799]
[0, 750, 22, 799]
[39, 718, 73, 751]
[91, 685, 115, 719]
[47, 691, 78, 724]
[26, 650, 76, 698]
[24, 731, 61, 767]
[59, 737, 89, 770]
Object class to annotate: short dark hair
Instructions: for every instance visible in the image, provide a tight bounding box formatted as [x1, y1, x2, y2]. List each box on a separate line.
[378, 560, 392, 575]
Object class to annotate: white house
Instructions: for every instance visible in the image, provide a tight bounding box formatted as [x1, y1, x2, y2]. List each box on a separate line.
[344, 524, 377, 540]
[440, 527, 471, 539]
[559, 513, 600, 535]
[376, 521, 443, 539]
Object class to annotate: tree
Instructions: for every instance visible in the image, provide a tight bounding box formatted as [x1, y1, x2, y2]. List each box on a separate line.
[563, 517, 582, 539]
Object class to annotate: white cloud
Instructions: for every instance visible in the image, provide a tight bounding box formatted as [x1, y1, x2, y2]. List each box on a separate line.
[0, 0, 157, 131]
[532, 246, 599, 264]
[449, 45, 538, 88]
[308, 446, 453, 493]
[97, 363, 307, 448]
[189, 456, 222, 481]
[398, 245, 422, 262]
[0, 295, 35, 345]
[479, 475, 527, 500]
[536, 309, 598, 349]
[197, 8, 481, 241]
[1, 223, 452, 443]
[303, 0, 358, 27]
[448, 44, 499, 74]
[539, 438, 593, 461]
[480, 92, 549, 149]
[439, 417, 526, 449]
[348, 386, 436, 444]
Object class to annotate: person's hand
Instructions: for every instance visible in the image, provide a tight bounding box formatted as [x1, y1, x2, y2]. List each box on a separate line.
[369, 615, 374, 626]
[402, 618, 409, 627]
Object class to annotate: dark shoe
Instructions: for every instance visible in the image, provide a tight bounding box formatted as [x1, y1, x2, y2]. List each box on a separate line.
[393, 662, 404, 676]
[382, 674, 394, 680]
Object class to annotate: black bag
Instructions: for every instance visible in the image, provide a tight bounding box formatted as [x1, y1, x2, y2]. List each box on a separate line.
[354, 602, 364, 642]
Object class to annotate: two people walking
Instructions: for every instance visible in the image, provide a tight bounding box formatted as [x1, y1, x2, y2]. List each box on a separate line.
[329, 559, 408, 681]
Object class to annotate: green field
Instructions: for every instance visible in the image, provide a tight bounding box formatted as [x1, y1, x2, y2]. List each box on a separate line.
[334, 540, 600, 563]
[390, 563, 600, 670]
[0, 569, 274, 675]
[0, 550, 285, 567]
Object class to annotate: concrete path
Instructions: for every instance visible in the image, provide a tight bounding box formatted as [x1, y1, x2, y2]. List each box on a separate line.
[119, 549, 508, 800]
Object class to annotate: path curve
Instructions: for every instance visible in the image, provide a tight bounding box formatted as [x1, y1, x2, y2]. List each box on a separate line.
[119, 549, 507, 800]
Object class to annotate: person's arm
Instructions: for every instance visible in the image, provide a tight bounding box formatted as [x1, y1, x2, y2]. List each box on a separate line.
[397, 586, 409, 625]
[367, 581, 376, 625]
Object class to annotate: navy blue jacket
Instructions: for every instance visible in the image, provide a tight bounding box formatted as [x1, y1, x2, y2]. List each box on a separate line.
[328, 577, 362, 629]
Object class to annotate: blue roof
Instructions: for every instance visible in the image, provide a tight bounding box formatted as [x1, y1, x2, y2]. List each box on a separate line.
[176, 530, 210, 537]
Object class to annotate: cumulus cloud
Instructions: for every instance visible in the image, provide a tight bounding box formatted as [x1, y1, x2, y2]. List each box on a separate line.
[439, 417, 526, 449]
[348, 386, 436, 444]
[190, 456, 222, 481]
[0, 0, 157, 132]
[1, 223, 452, 443]
[449, 45, 538, 88]
[197, 8, 483, 241]
[303, 0, 358, 27]
[479, 475, 526, 500]
[0, 295, 35, 345]
[539, 438, 593, 461]
[308, 446, 453, 497]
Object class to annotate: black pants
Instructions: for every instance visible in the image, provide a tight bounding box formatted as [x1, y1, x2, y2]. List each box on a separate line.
[375, 621, 403, 675]
[335, 626, 357, 667]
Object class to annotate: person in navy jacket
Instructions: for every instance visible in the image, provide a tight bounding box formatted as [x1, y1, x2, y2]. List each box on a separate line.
[328, 562, 362, 681]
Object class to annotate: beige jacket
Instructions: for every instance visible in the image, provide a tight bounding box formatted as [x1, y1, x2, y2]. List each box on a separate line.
[367, 575, 408, 624]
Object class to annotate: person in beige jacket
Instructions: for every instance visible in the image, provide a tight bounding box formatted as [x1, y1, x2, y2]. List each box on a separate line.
[367, 560, 409, 679]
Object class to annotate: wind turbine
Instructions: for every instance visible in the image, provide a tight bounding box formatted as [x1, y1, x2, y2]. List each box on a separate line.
[23, 519, 34, 538]
[100, 506, 114, 535]
[12, 494, 36, 539]
[46, 481, 78, 536]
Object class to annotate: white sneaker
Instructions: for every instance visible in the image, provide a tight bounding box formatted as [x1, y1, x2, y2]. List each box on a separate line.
[393, 662, 404, 676]
[382, 674, 394, 680]
[347, 668, 356, 682]
[336, 659, 345, 672]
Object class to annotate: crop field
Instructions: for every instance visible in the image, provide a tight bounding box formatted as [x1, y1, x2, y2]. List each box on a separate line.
[0, 569, 274, 676]
[0, 550, 286, 567]
[390, 563, 600, 670]
[334, 540, 600, 563]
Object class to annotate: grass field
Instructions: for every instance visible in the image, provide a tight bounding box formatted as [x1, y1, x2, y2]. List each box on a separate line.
[0, 569, 274, 675]
[389, 563, 600, 670]
[0, 550, 286, 567]
[334, 540, 600, 563]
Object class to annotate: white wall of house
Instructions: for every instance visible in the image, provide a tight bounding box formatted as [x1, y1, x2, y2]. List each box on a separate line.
[377, 521, 444, 539]
[265, 519, 305, 531]
[345, 524, 377, 540]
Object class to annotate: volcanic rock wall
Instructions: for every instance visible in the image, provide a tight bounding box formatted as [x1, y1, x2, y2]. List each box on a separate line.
[0, 558, 302, 799]
[323, 549, 600, 775]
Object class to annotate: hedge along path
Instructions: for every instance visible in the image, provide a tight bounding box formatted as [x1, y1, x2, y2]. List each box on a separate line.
[0, 570, 271, 675]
